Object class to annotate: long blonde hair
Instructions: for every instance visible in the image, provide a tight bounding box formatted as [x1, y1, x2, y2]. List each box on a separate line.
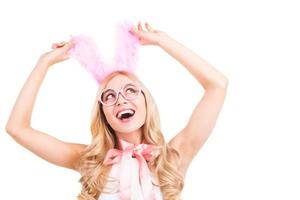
[76, 71, 184, 200]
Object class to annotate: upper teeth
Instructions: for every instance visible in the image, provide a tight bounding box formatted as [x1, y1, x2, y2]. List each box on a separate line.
[117, 109, 134, 119]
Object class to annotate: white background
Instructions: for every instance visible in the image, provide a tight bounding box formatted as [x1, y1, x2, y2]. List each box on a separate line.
[1, 0, 299, 199]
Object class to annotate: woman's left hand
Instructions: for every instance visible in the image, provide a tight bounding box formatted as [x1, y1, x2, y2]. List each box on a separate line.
[130, 21, 166, 46]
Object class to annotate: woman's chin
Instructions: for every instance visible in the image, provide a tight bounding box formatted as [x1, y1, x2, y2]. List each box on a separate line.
[114, 123, 144, 135]
[111, 115, 145, 134]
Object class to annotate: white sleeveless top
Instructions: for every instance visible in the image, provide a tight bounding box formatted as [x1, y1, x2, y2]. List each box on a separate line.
[98, 154, 164, 200]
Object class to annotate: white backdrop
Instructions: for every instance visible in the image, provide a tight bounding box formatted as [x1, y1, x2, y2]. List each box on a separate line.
[1, 0, 299, 199]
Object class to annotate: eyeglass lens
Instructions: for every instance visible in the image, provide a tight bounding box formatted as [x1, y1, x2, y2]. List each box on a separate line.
[100, 83, 140, 105]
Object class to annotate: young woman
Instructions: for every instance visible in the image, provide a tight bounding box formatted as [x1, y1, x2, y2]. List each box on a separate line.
[6, 21, 228, 200]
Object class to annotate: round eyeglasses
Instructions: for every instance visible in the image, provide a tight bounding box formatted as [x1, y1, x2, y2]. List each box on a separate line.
[98, 83, 143, 106]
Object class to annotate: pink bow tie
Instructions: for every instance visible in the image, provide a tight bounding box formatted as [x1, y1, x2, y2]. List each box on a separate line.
[103, 138, 159, 200]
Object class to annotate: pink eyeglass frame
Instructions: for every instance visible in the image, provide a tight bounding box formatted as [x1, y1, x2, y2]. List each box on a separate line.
[98, 83, 144, 106]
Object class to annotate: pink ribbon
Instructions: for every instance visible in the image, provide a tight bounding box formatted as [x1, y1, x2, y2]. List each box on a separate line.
[103, 138, 159, 200]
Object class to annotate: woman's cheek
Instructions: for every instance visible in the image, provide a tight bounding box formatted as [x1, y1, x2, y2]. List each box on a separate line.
[104, 109, 116, 126]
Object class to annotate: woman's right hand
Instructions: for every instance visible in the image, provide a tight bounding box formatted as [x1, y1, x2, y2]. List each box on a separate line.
[39, 41, 74, 67]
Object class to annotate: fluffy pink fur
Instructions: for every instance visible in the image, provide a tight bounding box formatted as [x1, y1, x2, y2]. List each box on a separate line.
[68, 20, 140, 84]
[113, 20, 140, 73]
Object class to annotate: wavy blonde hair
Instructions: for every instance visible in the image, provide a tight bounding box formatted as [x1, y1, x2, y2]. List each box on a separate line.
[76, 71, 184, 200]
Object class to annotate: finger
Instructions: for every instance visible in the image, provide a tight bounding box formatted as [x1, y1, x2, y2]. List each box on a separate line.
[62, 41, 75, 53]
[129, 26, 138, 35]
[63, 41, 73, 47]
[56, 42, 71, 53]
[59, 41, 74, 49]
[145, 22, 154, 32]
[138, 21, 143, 31]
[56, 41, 66, 47]
[51, 41, 66, 49]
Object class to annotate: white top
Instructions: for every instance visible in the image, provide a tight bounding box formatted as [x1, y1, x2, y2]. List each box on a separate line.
[98, 154, 163, 200]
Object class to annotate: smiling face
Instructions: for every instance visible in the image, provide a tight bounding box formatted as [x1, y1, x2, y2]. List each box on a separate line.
[100, 74, 147, 135]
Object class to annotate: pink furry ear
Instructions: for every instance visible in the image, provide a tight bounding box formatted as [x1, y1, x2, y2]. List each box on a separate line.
[68, 35, 107, 84]
[68, 20, 140, 85]
[113, 20, 140, 73]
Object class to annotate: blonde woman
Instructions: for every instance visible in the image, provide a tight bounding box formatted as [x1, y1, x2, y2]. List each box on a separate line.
[6, 21, 228, 200]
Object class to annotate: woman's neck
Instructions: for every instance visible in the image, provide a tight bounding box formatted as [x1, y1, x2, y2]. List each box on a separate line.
[115, 128, 143, 144]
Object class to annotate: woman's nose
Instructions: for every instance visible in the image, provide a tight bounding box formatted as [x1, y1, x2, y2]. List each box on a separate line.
[116, 91, 128, 105]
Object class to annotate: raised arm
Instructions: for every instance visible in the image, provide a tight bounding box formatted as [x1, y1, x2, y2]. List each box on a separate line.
[130, 21, 228, 176]
[5, 41, 87, 172]
[159, 32, 228, 172]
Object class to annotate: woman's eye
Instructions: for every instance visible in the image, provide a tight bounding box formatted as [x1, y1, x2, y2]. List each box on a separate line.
[106, 93, 114, 100]
[126, 88, 135, 93]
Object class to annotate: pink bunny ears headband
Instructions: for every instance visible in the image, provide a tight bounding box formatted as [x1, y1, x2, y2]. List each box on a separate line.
[68, 20, 140, 85]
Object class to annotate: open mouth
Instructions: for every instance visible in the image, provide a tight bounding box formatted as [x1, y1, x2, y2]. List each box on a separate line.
[116, 109, 136, 122]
